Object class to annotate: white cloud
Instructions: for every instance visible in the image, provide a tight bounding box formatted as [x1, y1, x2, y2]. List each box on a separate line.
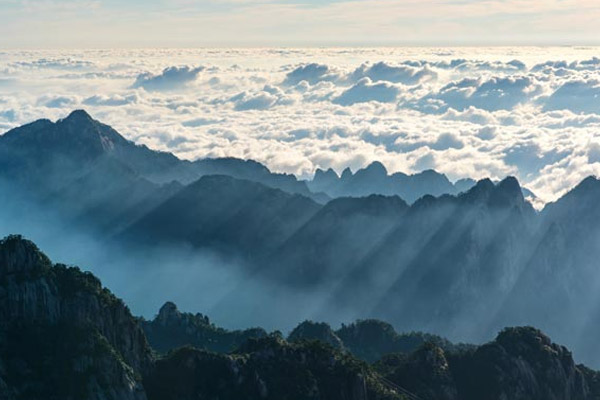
[333, 78, 400, 106]
[132, 66, 205, 91]
[3, 47, 600, 205]
[543, 80, 600, 114]
[349, 62, 437, 85]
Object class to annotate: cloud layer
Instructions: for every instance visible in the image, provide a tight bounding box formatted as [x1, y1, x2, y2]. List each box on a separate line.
[2, 47, 600, 204]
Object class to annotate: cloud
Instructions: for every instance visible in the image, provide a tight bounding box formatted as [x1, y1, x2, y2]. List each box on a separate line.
[10, 58, 94, 70]
[414, 76, 541, 112]
[283, 63, 342, 86]
[542, 80, 600, 114]
[333, 78, 400, 106]
[231, 85, 294, 111]
[430, 132, 464, 150]
[350, 62, 437, 85]
[5, 48, 600, 205]
[83, 94, 138, 106]
[39, 95, 78, 109]
[132, 66, 205, 91]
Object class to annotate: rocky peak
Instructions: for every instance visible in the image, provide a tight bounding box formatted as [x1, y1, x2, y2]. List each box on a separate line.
[313, 167, 339, 184]
[157, 301, 181, 326]
[461, 178, 495, 202]
[359, 161, 388, 177]
[0, 235, 51, 276]
[564, 176, 600, 201]
[489, 176, 526, 208]
[62, 109, 94, 123]
[340, 167, 353, 181]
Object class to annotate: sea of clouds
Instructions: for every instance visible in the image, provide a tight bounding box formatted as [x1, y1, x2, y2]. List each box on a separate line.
[2, 47, 600, 205]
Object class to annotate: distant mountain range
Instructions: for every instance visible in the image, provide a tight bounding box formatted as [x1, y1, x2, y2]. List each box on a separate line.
[2, 110, 600, 369]
[1, 235, 599, 400]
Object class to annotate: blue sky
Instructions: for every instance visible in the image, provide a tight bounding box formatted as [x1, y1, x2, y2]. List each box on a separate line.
[0, 0, 599, 47]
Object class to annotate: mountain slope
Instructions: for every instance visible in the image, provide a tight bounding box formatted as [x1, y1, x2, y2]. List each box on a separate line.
[0, 235, 152, 400]
[123, 174, 322, 258]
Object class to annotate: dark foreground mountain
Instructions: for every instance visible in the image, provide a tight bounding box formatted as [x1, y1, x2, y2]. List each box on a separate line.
[0, 235, 152, 400]
[376, 326, 597, 400]
[2, 235, 600, 400]
[0, 235, 397, 400]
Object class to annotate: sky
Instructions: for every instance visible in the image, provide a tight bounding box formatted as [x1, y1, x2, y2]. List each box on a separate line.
[1, 0, 600, 48]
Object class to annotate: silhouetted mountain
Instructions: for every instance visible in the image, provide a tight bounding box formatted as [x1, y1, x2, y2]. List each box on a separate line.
[320, 177, 536, 341]
[0, 110, 323, 231]
[193, 157, 323, 202]
[141, 301, 267, 354]
[269, 194, 408, 284]
[308, 163, 456, 203]
[122, 174, 321, 258]
[308, 163, 537, 204]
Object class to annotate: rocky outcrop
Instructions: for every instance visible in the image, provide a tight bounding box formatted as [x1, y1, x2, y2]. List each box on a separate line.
[0, 235, 151, 400]
[288, 320, 345, 350]
[378, 326, 594, 400]
[141, 301, 267, 354]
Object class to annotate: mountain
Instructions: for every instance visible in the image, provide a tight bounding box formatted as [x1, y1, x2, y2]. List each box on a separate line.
[0, 110, 324, 234]
[0, 235, 152, 399]
[0, 110, 321, 201]
[376, 327, 594, 400]
[307, 162, 537, 204]
[308, 162, 456, 204]
[328, 177, 535, 336]
[268, 194, 408, 285]
[141, 301, 267, 354]
[144, 336, 402, 400]
[3, 235, 600, 400]
[122, 174, 321, 258]
[0, 236, 401, 400]
[5, 110, 600, 369]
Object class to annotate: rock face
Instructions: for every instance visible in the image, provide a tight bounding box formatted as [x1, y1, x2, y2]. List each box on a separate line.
[144, 335, 400, 400]
[141, 301, 267, 354]
[0, 235, 151, 400]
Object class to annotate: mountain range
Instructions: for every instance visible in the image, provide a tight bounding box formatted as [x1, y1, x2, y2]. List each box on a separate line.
[2, 110, 600, 369]
[1, 234, 599, 400]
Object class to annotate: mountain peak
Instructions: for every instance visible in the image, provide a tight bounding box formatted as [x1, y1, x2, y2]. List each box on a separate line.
[64, 109, 94, 122]
[571, 175, 600, 197]
[490, 176, 525, 207]
[340, 167, 353, 181]
[157, 301, 181, 326]
[364, 161, 388, 175]
[0, 235, 52, 276]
